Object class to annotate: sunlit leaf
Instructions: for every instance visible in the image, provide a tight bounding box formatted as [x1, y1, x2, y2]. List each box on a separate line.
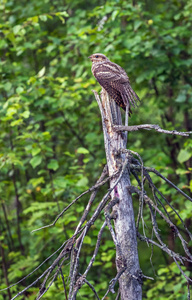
[177, 149, 191, 163]
[47, 159, 59, 171]
[30, 156, 42, 168]
[37, 66, 46, 78]
[76, 147, 89, 154]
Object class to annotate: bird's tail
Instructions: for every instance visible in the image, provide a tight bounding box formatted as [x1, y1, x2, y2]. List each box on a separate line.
[121, 85, 140, 109]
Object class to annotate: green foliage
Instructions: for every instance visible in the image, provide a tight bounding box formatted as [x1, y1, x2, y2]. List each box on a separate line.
[145, 263, 190, 300]
[0, 0, 192, 299]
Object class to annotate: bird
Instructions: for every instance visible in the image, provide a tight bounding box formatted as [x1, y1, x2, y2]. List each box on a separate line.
[89, 53, 140, 114]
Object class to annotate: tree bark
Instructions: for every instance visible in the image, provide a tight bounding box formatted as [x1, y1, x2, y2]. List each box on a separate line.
[97, 90, 142, 299]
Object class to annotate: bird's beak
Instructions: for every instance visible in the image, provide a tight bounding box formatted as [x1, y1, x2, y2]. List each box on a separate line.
[88, 55, 92, 61]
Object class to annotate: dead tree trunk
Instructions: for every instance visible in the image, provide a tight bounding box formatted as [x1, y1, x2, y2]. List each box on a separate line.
[95, 89, 142, 299]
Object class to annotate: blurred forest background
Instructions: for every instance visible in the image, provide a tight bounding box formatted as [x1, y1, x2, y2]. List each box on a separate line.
[0, 0, 192, 299]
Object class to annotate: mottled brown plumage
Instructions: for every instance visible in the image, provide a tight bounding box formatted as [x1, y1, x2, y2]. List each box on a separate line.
[89, 53, 140, 113]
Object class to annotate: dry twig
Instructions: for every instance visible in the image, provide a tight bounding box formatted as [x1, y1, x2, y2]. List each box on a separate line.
[113, 124, 192, 137]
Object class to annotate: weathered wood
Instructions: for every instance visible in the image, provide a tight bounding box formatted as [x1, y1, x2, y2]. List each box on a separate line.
[94, 89, 142, 299]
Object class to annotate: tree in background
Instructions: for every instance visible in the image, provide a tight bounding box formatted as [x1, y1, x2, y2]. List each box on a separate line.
[0, 0, 192, 299]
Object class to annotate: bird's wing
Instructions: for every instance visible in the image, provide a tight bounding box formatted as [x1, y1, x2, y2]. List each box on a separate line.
[112, 64, 140, 107]
[93, 61, 140, 108]
[93, 62, 127, 82]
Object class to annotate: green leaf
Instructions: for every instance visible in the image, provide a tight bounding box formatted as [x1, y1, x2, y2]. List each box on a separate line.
[134, 20, 142, 31]
[175, 92, 186, 103]
[57, 11, 69, 17]
[111, 10, 119, 21]
[31, 147, 41, 156]
[84, 236, 91, 244]
[10, 119, 23, 126]
[64, 151, 75, 157]
[16, 86, 24, 94]
[21, 111, 30, 118]
[13, 25, 22, 34]
[37, 66, 46, 78]
[176, 168, 189, 175]
[76, 177, 88, 187]
[7, 32, 16, 44]
[28, 177, 45, 187]
[46, 45, 55, 53]
[177, 149, 191, 163]
[76, 147, 89, 154]
[39, 15, 47, 22]
[23, 202, 56, 214]
[4, 82, 12, 91]
[53, 176, 67, 188]
[30, 16, 39, 24]
[6, 107, 17, 117]
[30, 156, 42, 168]
[47, 159, 59, 171]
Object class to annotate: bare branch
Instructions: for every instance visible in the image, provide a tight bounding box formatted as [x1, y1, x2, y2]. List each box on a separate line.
[101, 267, 127, 300]
[36, 256, 69, 300]
[83, 276, 100, 300]
[37, 238, 75, 299]
[153, 185, 192, 240]
[104, 198, 120, 250]
[70, 222, 106, 299]
[129, 160, 192, 242]
[84, 222, 107, 277]
[0, 240, 67, 292]
[120, 149, 145, 232]
[115, 289, 120, 300]
[129, 163, 192, 203]
[11, 255, 68, 300]
[69, 156, 130, 298]
[10, 228, 86, 300]
[74, 165, 108, 235]
[59, 266, 68, 300]
[128, 186, 192, 263]
[31, 166, 115, 233]
[113, 124, 192, 137]
[187, 282, 191, 300]
[138, 231, 192, 266]
[173, 257, 192, 283]
[69, 229, 87, 298]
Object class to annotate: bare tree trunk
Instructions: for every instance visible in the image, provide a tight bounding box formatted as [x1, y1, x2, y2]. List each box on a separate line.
[98, 90, 142, 299]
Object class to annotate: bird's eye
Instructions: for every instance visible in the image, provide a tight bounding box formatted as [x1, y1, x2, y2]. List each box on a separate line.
[95, 55, 99, 58]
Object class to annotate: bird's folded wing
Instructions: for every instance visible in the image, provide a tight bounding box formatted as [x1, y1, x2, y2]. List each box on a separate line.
[94, 63, 126, 82]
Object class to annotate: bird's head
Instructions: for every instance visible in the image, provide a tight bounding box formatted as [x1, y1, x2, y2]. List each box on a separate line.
[88, 53, 109, 63]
